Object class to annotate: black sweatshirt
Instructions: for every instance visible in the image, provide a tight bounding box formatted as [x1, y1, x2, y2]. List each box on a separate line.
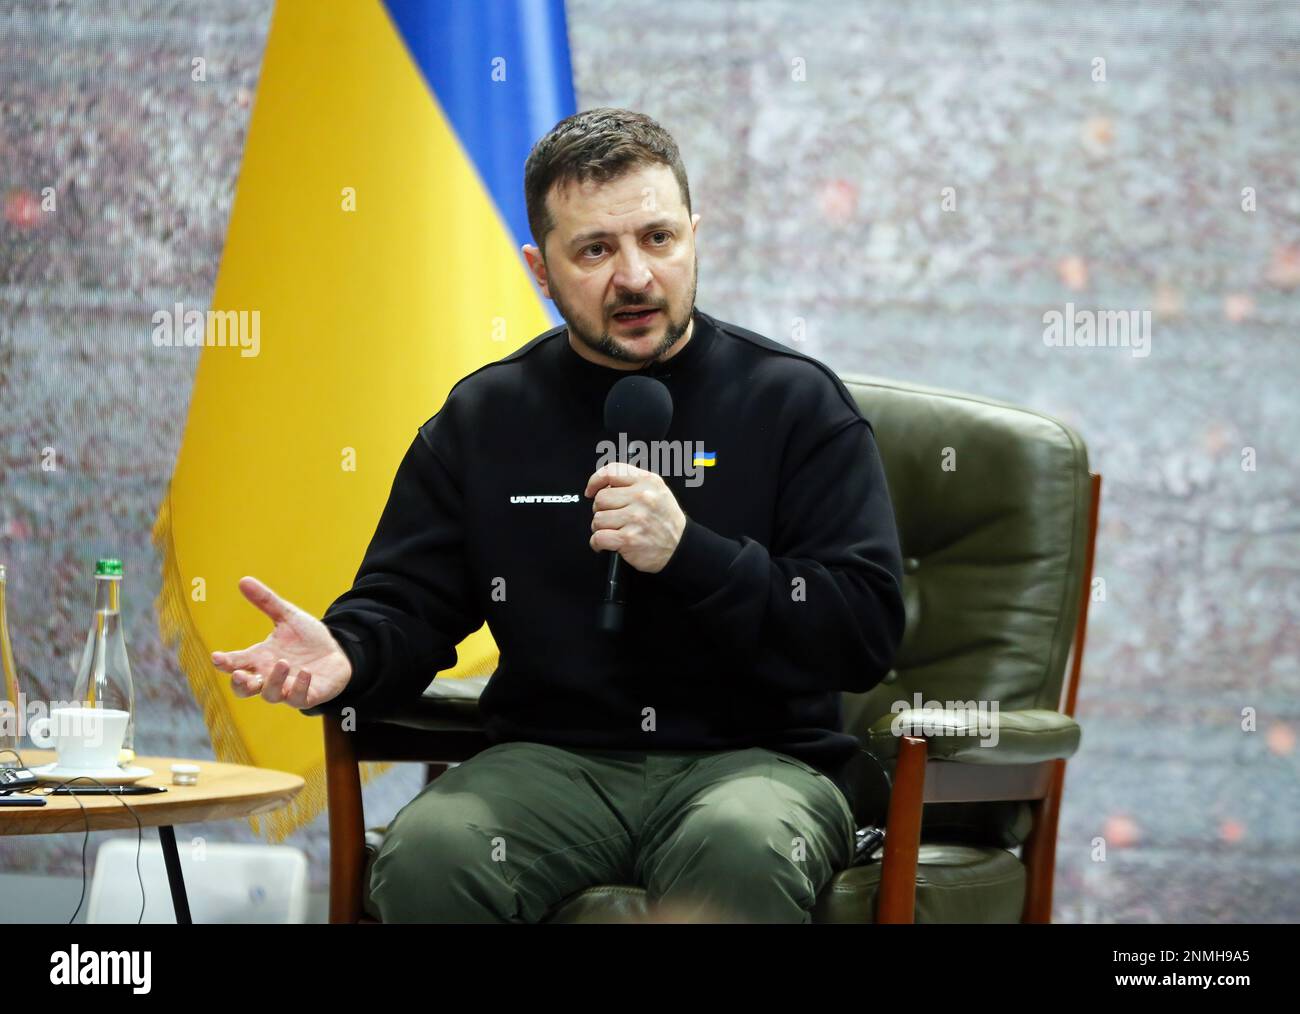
[311, 307, 906, 805]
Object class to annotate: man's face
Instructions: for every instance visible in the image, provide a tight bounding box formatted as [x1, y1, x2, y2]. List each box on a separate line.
[523, 163, 701, 370]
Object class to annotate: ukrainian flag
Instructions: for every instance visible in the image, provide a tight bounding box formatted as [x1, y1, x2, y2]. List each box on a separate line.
[152, 0, 575, 840]
[693, 450, 717, 467]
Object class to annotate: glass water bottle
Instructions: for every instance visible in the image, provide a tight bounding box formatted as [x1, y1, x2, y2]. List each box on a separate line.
[73, 558, 136, 767]
[0, 564, 22, 770]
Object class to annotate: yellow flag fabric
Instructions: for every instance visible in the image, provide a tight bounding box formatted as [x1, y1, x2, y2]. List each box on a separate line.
[153, 0, 575, 840]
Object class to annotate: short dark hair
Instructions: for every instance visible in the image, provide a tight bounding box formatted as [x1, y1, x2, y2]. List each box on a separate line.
[524, 107, 692, 259]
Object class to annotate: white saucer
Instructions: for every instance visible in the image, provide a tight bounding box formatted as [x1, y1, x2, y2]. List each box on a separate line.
[32, 763, 154, 785]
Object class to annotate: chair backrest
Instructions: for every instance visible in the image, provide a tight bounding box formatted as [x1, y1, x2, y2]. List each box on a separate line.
[837, 374, 1091, 746]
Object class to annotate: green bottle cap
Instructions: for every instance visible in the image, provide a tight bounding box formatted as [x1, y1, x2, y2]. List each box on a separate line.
[95, 559, 124, 577]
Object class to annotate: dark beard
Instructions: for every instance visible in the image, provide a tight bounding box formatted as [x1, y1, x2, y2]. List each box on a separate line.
[551, 255, 700, 367]
[582, 314, 689, 365]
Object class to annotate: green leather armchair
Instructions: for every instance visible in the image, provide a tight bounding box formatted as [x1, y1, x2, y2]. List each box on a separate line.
[322, 374, 1101, 923]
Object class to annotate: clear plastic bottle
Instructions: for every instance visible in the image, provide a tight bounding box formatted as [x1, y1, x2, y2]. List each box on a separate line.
[72, 558, 136, 767]
[1, 563, 23, 770]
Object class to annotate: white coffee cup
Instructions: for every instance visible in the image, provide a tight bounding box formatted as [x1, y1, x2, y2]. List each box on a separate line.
[28, 706, 130, 770]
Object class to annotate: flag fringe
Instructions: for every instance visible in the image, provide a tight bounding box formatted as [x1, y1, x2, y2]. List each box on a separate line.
[151, 489, 395, 843]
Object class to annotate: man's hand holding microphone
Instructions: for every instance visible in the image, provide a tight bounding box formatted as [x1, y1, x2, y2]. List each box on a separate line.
[210, 576, 352, 710]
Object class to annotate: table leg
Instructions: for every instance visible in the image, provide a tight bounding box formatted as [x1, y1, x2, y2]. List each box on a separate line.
[158, 825, 192, 924]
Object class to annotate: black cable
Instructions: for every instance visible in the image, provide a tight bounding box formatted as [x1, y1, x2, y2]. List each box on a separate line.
[58, 775, 146, 924]
[0, 748, 146, 923]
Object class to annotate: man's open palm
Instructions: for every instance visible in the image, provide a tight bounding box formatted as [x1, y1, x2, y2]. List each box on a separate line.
[210, 576, 352, 710]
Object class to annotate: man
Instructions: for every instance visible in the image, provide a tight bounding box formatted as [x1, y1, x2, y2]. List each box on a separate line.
[211, 108, 906, 923]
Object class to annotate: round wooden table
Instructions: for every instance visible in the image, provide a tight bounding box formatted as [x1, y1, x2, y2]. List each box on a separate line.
[0, 750, 304, 923]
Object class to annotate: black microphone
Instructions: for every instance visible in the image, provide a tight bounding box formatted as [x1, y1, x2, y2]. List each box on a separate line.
[598, 374, 674, 633]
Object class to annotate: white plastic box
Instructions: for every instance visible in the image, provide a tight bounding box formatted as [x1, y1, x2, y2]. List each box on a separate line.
[86, 839, 309, 923]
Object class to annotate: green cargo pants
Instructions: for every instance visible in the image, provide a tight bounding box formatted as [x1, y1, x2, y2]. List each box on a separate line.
[369, 740, 858, 923]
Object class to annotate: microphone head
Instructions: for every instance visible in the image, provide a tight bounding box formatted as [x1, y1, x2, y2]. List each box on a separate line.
[603, 375, 673, 443]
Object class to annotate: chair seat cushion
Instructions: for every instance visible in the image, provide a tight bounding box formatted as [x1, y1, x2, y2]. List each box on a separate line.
[530, 844, 1026, 923]
[361, 827, 1024, 923]
[813, 843, 1026, 923]
[544, 886, 655, 923]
